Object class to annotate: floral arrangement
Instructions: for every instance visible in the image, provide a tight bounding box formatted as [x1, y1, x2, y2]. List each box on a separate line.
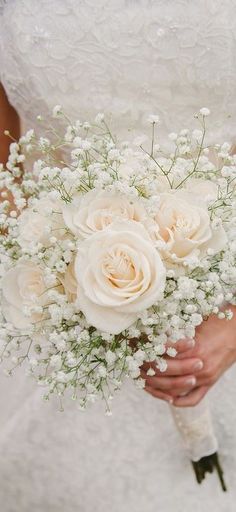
[1, 106, 236, 489]
[0, 107, 236, 418]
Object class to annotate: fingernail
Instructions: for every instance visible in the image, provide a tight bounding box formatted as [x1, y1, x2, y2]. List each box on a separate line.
[186, 376, 196, 386]
[193, 360, 204, 371]
[186, 338, 195, 349]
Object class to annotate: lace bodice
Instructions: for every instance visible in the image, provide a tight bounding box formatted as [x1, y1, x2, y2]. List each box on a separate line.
[0, 0, 236, 143]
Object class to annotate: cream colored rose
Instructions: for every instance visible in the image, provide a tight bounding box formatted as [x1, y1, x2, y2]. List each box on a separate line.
[149, 190, 227, 264]
[1, 263, 49, 329]
[74, 221, 166, 334]
[18, 197, 64, 250]
[62, 189, 146, 238]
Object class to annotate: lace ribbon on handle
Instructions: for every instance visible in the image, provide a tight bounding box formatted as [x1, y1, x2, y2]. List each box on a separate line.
[169, 397, 218, 461]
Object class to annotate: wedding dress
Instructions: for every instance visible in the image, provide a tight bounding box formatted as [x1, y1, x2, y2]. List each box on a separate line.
[0, 1, 236, 511]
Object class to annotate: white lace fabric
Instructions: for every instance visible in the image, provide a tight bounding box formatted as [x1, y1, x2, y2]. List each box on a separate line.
[0, 1, 236, 511]
[170, 398, 218, 461]
[0, 0, 236, 143]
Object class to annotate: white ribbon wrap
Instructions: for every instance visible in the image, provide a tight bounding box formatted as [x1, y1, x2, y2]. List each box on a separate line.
[170, 397, 218, 461]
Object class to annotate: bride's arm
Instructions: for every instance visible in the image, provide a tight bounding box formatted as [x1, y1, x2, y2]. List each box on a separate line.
[0, 83, 21, 207]
[0, 82, 20, 165]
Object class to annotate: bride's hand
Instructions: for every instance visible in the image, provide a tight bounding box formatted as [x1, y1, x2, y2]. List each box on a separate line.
[173, 307, 236, 407]
[140, 337, 202, 404]
[141, 306, 236, 406]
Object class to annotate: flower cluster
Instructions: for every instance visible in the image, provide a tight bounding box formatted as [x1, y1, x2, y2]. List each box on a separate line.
[0, 108, 236, 412]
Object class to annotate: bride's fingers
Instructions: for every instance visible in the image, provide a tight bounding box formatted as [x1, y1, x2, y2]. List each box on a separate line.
[156, 357, 203, 376]
[141, 357, 203, 376]
[140, 372, 196, 392]
[141, 338, 196, 373]
[173, 386, 209, 407]
[166, 337, 195, 355]
[169, 338, 201, 361]
[144, 387, 174, 404]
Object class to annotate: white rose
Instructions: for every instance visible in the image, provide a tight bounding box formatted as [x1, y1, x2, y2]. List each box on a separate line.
[74, 221, 166, 334]
[62, 189, 146, 238]
[18, 197, 64, 250]
[1, 263, 49, 329]
[149, 190, 227, 264]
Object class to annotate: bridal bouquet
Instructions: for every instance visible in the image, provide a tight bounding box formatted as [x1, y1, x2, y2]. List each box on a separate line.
[1, 107, 236, 488]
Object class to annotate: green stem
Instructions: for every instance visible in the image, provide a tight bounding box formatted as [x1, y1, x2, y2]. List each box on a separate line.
[192, 452, 227, 492]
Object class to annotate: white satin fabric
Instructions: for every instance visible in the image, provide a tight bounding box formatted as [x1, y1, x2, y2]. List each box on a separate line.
[0, 1, 236, 511]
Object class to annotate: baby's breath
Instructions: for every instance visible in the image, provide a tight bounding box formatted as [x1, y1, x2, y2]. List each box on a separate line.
[0, 107, 236, 412]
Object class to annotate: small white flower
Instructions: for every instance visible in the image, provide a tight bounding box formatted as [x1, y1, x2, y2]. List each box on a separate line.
[154, 344, 166, 356]
[191, 313, 203, 326]
[95, 113, 105, 124]
[199, 107, 210, 117]
[157, 358, 168, 373]
[147, 114, 160, 124]
[20, 129, 35, 144]
[147, 367, 156, 376]
[207, 248, 215, 256]
[105, 350, 116, 365]
[133, 349, 146, 365]
[81, 121, 90, 130]
[52, 105, 62, 117]
[225, 309, 233, 320]
[166, 347, 177, 357]
[98, 366, 107, 377]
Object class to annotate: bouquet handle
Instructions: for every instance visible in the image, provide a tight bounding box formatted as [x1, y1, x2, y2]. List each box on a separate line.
[169, 398, 227, 490]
